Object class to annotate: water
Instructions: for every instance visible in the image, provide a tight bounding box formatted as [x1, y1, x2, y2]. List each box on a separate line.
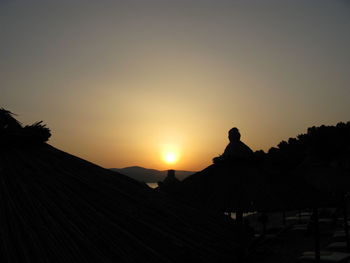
[228, 212, 257, 219]
[146, 183, 158, 189]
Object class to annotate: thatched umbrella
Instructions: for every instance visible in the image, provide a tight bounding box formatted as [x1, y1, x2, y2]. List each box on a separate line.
[180, 154, 336, 234]
[181, 163, 275, 214]
[0, 109, 239, 263]
[177, 158, 335, 262]
[181, 163, 293, 252]
[180, 161, 330, 219]
[177, 160, 295, 261]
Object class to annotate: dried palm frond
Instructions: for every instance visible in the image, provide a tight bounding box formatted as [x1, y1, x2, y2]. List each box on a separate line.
[0, 108, 22, 130]
[0, 108, 51, 146]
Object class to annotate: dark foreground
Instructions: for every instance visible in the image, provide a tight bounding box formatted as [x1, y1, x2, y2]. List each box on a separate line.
[246, 210, 349, 263]
[0, 144, 239, 263]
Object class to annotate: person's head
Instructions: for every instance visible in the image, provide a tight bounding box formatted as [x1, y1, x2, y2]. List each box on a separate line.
[228, 127, 241, 142]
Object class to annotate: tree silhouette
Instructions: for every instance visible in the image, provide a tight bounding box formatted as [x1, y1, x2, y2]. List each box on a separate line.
[265, 121, 350, 170]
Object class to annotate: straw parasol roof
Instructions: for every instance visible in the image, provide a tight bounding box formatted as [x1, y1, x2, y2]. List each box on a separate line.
[0, 109, 239, 263]
[179, 160, 333, 214]
[180, 162, 282, 213]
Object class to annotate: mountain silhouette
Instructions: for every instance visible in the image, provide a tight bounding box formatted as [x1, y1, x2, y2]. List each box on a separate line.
[110, 166, 194, 183]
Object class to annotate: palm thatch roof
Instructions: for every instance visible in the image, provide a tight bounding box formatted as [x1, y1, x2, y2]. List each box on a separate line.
[0, 110, 238, 263]
[180, 163, 279, 212]
[0, 108, 51, 146]
[179, 162, 333, 213]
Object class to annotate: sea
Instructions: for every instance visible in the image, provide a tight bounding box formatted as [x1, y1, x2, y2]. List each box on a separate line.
[146, 183, 158, 189]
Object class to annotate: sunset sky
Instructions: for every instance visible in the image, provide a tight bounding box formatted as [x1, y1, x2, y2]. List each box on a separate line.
[2, 0, 350, 171]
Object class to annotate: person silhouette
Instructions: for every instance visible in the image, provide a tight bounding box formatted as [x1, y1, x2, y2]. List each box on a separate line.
[213, 127, 254, 164]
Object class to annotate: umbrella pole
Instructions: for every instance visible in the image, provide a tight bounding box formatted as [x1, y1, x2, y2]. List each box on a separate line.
[236, 208, 245, 260]
[236, 209, 243, 227]
[313, 207, 320, 263]
[343, 195, 350, 252]
[262, 214, 267, 235]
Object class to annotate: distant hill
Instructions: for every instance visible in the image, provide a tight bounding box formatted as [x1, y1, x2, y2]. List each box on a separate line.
[110, 166, 195, 183]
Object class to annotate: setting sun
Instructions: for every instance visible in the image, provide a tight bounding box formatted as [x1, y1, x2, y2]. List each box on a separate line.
[163, 152, 178, 164]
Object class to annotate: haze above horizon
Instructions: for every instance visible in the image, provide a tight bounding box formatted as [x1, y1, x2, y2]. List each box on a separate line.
[2, 0, 350, 171]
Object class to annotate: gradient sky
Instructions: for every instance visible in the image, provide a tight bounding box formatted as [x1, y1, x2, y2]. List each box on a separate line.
[2, 0, 350, 171]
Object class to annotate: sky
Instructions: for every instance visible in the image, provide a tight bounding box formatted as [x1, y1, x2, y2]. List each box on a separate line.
[1, 0, 350, 171]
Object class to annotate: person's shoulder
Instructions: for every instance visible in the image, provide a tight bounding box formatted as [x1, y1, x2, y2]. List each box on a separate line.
[239, 141, 253, 151]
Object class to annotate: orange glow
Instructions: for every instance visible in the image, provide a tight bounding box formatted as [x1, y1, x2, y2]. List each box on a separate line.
[6, 1, 349, 172]
[163, 152, 178, 164]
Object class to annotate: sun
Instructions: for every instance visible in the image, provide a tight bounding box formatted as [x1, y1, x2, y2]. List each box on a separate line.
[163, 152, 178, 164]
[160, 143, 181, 165]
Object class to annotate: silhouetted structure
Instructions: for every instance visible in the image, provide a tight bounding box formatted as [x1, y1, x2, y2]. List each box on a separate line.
[182, 128, 280, 213]
[178, 126, 336, 261]
[157, 169, 181, 194]
[163, 169, 180, 185]
[0, 110, 240, 263]
[213, 127, 254, 164]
